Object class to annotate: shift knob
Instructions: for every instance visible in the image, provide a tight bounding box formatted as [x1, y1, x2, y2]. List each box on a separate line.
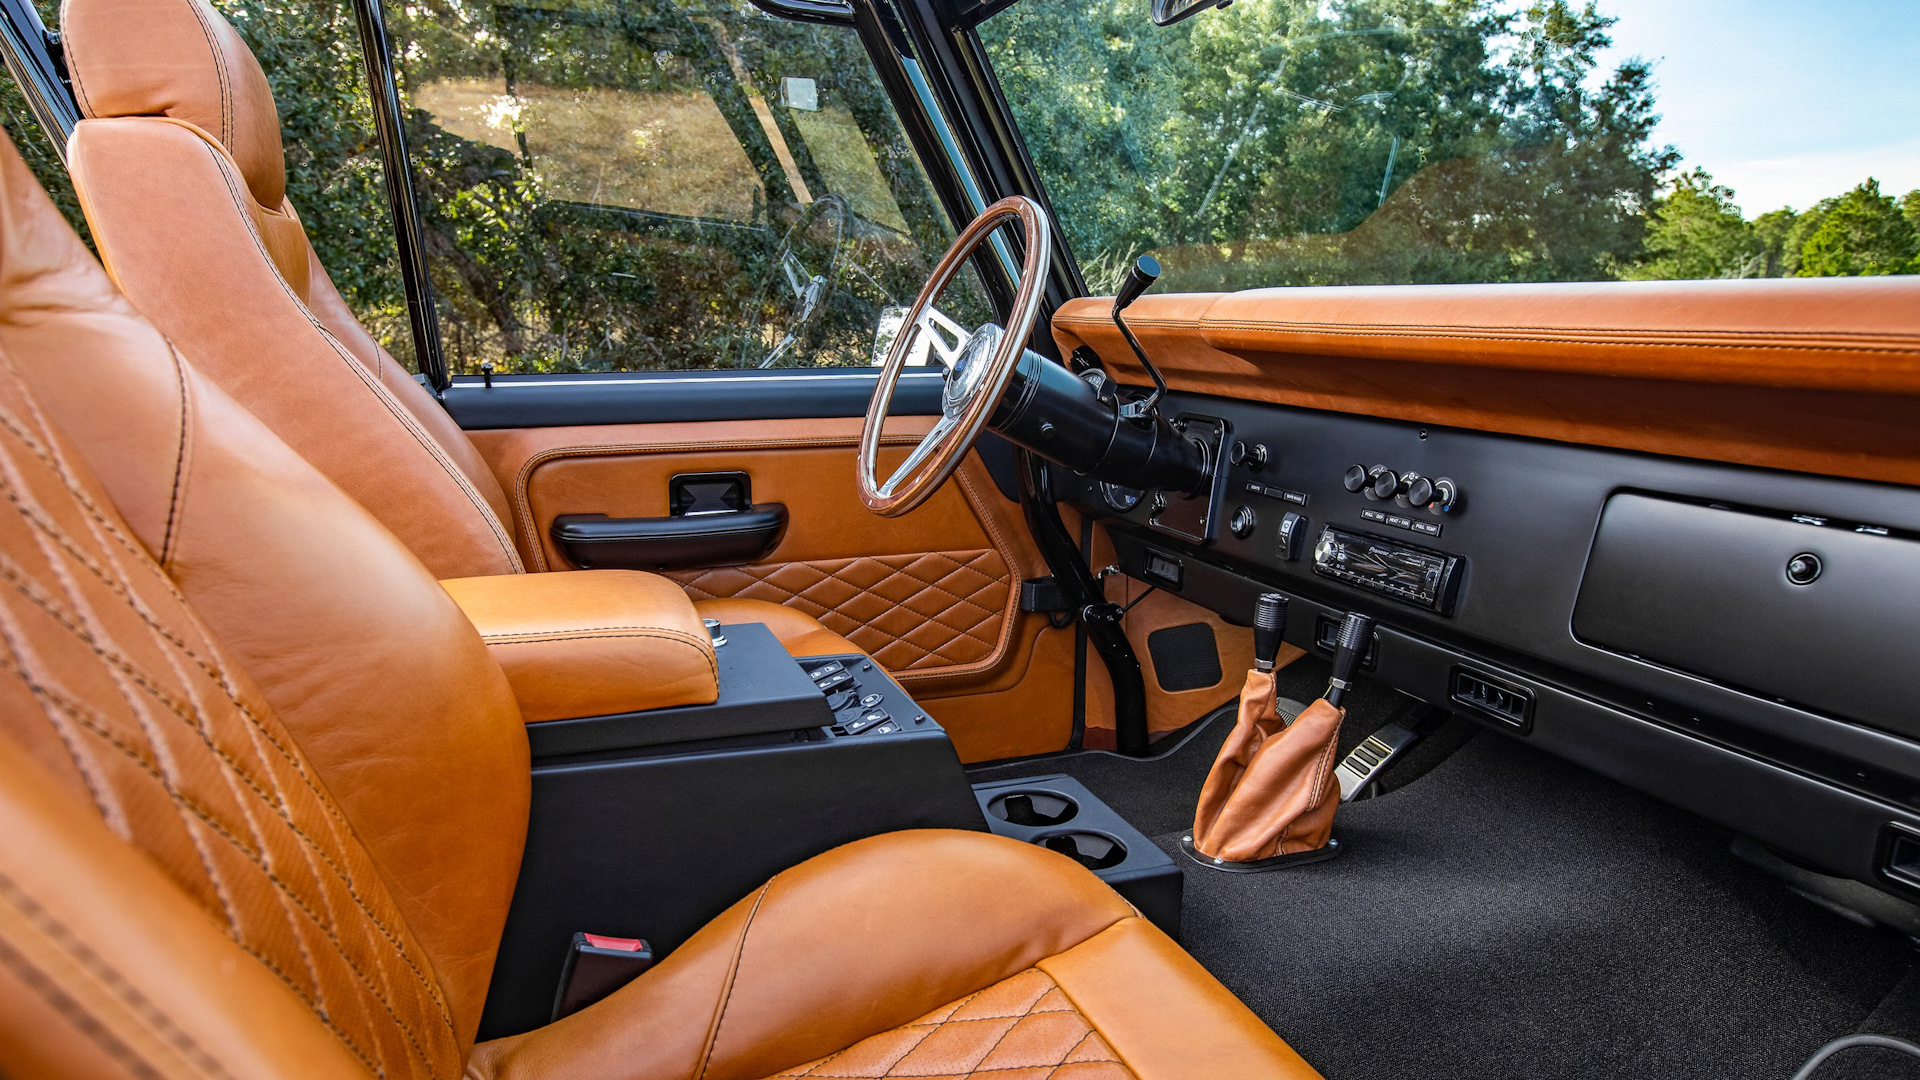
[1324, 612, 1374, 709]
[1253, 593, 1288, 672]
[1114, 255, 1162, 313]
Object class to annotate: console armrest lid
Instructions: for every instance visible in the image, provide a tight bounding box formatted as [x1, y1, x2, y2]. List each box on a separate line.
[442, 571, 718, 722]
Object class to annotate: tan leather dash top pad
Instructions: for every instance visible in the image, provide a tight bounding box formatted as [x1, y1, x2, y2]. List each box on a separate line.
[442, 570, 718, 722]
[764, 968, 1133, 1079]
[673, 550, 1011, 674]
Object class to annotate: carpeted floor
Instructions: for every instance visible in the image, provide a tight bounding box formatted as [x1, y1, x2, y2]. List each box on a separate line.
[971, 661, 1917, 1080]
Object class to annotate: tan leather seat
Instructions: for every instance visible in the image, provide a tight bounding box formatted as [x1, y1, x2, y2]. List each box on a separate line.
[57, 0, 855, 658]
[0, 129, 1316, 1079]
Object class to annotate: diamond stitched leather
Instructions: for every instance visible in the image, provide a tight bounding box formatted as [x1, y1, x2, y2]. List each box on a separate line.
[0, 365, 459, 1080]
[767, 968, 1135, 1079]
[672, 550, 1011, 672]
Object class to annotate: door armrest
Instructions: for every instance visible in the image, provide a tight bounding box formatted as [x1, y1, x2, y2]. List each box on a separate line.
[551, 505, 788, 571]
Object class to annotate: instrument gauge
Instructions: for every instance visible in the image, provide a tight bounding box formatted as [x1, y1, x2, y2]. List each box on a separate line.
[1100, 482, 1146, 513]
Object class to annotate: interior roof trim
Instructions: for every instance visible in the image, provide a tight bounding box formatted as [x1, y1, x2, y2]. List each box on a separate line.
[1052, 277, 1920, 488]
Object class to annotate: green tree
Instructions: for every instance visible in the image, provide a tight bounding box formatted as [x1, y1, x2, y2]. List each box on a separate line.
[982, 0, 1675, 290]
[1796, 178, 1919, 277]
[1750, 207, 1799, 277]
[1625, 169, 1760, 279]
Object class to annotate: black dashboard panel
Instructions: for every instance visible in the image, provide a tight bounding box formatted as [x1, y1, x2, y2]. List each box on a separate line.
[1575, 494, 1920, 735]
[1060, 392, 1920, 898]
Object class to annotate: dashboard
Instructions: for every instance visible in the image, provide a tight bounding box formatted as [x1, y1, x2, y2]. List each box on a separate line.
[1058, 391, 1920, 902]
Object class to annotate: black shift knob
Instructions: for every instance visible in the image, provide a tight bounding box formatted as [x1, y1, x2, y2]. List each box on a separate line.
[1324, 612, 1374, 709]
[1253, 593, 1288, 672]
[1113, 255, 1162, 313]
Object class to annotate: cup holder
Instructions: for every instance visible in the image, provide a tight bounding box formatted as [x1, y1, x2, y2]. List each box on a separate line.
[1035, 830, 1128, 872]
[986, 789, 1079, 828]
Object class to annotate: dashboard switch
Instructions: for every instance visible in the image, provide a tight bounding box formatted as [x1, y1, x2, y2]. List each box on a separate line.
[1401, 473, 1434, 506]
[1229, 504, 1258, 538]
[1277, 512, 1306, 560]
[1229, 440, 1270, 468]
[1343, 464, 1369, 493]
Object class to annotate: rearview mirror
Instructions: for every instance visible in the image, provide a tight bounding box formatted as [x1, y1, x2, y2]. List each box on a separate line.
[1150, 0, 1231, 26]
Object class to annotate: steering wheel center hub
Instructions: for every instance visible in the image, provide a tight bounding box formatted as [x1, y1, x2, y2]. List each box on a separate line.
[943, 323, 1004, 415]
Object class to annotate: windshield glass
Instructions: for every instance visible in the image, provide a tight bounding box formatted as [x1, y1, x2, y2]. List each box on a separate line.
[978, 0, 1920, 292]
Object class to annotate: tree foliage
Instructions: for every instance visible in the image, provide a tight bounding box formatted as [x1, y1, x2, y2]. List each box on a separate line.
[984, 0, 1677, 290]
[1795, 179, 1919, 277]
[0, 0, 1910, 380]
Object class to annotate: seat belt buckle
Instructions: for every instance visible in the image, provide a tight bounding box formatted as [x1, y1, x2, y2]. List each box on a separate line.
[551, 932, 654, 1021]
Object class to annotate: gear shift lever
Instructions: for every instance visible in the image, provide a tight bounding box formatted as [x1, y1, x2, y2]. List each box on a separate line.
[1324, 612, 1374, 709]
[1185, 591, 1346, 871]
[1253, 593, 1288, 672]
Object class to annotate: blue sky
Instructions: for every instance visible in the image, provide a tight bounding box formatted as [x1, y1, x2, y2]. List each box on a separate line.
[1591, 0, 1920, 215]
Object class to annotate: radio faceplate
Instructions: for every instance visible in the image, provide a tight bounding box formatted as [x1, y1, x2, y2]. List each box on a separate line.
[1311, 526, 1464, 614]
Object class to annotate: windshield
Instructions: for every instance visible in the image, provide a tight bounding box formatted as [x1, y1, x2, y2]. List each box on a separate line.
[979, 0, 1920, 292]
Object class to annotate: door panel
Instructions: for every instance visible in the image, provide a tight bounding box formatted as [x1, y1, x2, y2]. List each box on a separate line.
[467, 413, 1074, 761]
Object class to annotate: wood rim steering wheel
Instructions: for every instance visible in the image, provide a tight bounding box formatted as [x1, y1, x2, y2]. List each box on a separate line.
[858, 196, 1051, 516]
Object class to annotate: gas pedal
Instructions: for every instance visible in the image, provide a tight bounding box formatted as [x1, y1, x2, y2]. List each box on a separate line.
[1336, 721, 1419, 802]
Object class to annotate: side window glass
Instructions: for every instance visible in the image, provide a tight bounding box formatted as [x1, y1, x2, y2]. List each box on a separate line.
[392, 0, 989, 374]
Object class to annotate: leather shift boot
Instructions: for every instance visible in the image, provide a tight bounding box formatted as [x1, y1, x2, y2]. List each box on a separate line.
[1190, 669, 1344, 862]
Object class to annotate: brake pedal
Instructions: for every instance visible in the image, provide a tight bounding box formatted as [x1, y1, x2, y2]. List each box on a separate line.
[1336, 721, 1418, 802]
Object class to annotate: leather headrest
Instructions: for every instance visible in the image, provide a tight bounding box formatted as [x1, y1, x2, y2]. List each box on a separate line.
[61, 0, 287, 207]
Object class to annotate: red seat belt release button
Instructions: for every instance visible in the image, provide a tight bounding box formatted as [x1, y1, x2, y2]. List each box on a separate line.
[552, 931, 655, 1021]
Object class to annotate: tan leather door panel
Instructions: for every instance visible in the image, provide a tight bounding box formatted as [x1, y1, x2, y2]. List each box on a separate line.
[469, 417, 1073, 761]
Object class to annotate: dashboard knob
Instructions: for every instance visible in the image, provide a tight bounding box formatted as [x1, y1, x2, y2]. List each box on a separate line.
[1228, 505, 1257, 538]
[1430, 477, 1459, 512]
[1343, 464, 1369, 493]
[1367, 465, 1399, 501]
[1247, 443, 1269, 468]
[1402, 472, 1434, 506]
[1229, 440, 1249, 466]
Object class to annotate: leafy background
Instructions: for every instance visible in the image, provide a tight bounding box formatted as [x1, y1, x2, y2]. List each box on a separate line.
[0, 0, 1912, 377]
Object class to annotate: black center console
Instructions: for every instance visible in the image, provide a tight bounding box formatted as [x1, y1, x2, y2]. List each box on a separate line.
[478, 621, 1188, 1040]
[478, 624, 985, 1039]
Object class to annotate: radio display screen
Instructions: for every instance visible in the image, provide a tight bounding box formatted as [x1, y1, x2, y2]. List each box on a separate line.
[1312, 526, 1463, 614]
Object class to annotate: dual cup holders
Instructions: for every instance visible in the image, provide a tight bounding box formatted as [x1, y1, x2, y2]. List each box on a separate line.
[986, 789, 1130, 872]
[971, 774, 1182, 935]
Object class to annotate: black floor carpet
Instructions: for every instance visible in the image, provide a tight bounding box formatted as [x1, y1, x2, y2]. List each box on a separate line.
[971, 674, 1916, 1080]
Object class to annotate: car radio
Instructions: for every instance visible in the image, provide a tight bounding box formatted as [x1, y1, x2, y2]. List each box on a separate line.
[1311, 526, 1464, 614]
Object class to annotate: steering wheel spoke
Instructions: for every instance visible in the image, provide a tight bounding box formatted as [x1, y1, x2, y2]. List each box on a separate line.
[880, 414, 960, 498]
[908, 307, 971, 370]
[857, 196, 1051, 516]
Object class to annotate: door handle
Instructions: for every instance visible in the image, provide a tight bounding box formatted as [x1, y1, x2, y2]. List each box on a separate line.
[551, 505, 788, 571]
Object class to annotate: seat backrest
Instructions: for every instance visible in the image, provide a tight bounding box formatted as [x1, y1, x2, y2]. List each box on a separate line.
[0, 125, 529, 1075]
[59, 0, 526, 580]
